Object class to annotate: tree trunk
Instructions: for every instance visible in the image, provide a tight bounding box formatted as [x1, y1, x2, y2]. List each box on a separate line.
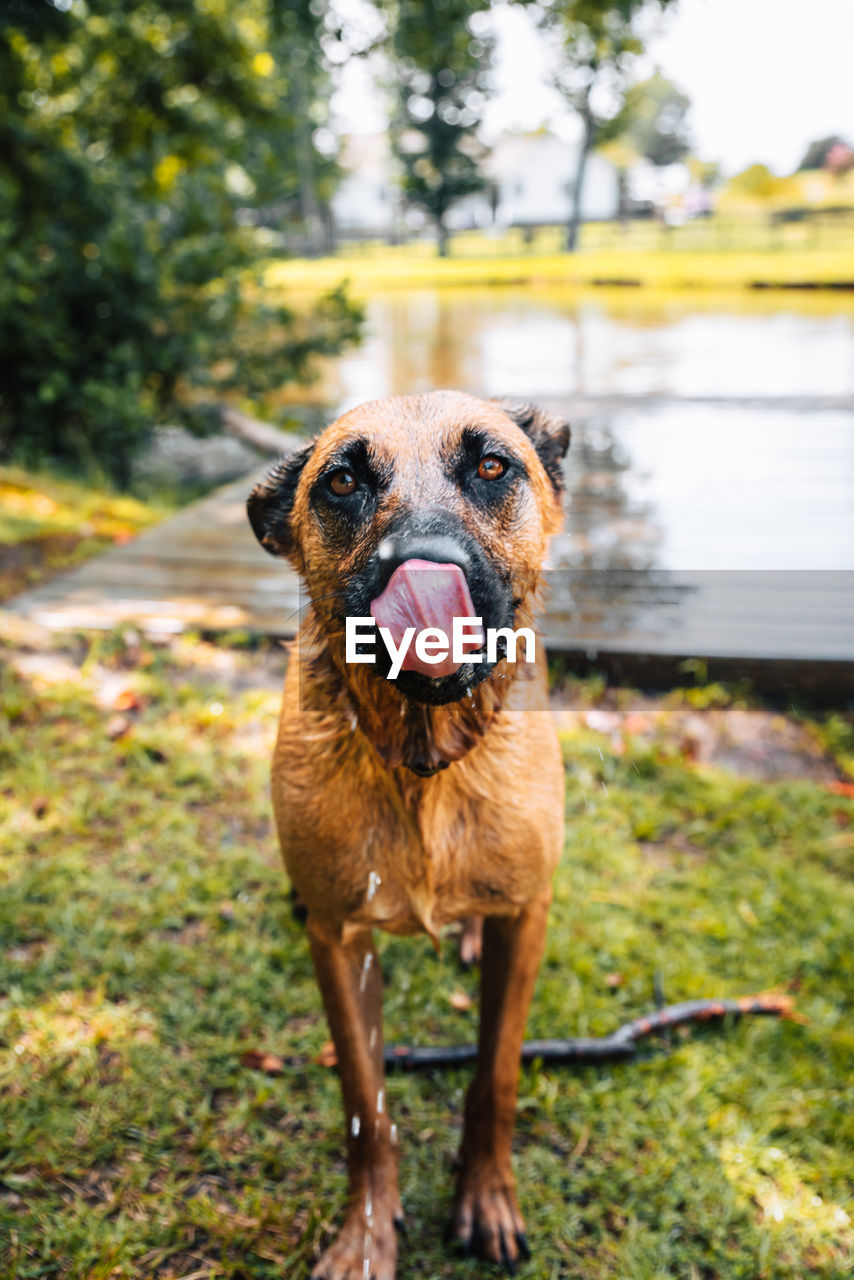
[437, 216, 449, 257]
[291, 59, 324, 258]
[567, 106, 595, 253]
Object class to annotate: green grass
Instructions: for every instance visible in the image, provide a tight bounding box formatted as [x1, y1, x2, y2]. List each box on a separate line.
[261, 212, 854, 298]
[1, 624, 852, 1279]
[265, 216, 854, 297]
[0, 467, 167, 605]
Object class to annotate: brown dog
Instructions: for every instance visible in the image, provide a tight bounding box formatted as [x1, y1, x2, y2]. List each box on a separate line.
[248, 391, 569, 1278]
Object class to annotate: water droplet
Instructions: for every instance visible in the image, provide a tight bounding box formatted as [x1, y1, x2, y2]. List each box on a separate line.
[367, 870, 382, 901]
[369, 1026, 377, 1050]
[390, 1123, 398, 1145]
[360, 952, 373, 992]
[377, 1088, 384, 1114]
[350, 713, 357, 731]
[351, 1115, 361, 1137]
[365, 1189, 373, 1221]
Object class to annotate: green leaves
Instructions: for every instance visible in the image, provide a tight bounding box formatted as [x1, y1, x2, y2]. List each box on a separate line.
[0, 0, 357, 484]
[384, 0, 493, 250]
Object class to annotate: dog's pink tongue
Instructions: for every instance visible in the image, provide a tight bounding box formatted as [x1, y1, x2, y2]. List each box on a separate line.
[370, 559, 482, 677]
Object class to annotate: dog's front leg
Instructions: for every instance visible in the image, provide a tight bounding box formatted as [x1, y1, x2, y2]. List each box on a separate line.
[308, 921, 401, 1280]
[451, 890, 551, 1270]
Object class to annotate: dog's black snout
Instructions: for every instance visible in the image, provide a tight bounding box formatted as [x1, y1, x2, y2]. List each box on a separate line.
[372, 532, 472, 594]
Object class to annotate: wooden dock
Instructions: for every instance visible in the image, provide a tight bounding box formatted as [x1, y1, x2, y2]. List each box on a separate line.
[7, 400, 854, 698]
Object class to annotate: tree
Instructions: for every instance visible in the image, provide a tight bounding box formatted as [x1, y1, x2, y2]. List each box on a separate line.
[725, 162, 792, 204]
[539, 0, 677, 251]
[798, 134, 852, 172]
[614, 71, 691, 167]
[383, 0, 493, 256]
[0, 0, 360, 483]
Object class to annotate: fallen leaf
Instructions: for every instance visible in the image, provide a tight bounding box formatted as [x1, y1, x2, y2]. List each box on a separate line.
[604, 972, 623, 988]
[114, 689, 143, 712]
[105, 714, 131, 740]
[737, 900, 759, 926]
[584, 708, 621, 735]
[240, 1049, 284, 1075]
[449, 990, 473, 1011]
[828, 780, 854, 798]
[316, 1041, 338, 1068]
[571, 1123, 590, 1159]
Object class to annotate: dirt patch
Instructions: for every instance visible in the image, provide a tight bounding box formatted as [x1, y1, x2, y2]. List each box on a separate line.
[674, 707, 838, 783]
[551, 691, 841, 783]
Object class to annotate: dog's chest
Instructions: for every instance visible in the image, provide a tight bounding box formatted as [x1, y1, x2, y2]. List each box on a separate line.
[287, 749, 559, 945]
[273, 675, 563, 942]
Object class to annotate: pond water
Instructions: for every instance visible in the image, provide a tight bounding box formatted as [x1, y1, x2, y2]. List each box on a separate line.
[328, 288, 854, 404]
[305, 288, 854, 574]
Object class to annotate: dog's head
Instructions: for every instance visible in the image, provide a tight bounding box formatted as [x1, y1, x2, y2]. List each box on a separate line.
[248, 391, 569, 705]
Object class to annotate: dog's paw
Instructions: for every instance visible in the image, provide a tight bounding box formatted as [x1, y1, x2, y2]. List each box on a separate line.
[311, 1209, 400, 1280]
[449, 1169, 530, 1274]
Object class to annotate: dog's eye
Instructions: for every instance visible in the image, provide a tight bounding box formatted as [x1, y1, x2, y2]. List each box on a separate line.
[476, 455, 506, 481]
[327, 468, 357, 497]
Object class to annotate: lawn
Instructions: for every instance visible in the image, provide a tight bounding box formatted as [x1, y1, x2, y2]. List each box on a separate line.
[0, 468, 166, 606]
[1, 619, 851, 1279]
[265, 217, 854, 297]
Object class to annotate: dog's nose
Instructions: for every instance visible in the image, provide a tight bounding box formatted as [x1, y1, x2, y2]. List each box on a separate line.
[373, 533, 472, 589]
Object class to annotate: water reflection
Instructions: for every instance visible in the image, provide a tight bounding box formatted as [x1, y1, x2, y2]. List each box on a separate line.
[329, 288, 854, 404]
[557, 404, 854, 571]
[318, 287, 854, 660]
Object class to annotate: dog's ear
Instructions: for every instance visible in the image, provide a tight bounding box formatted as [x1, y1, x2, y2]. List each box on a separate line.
[497, 401, 571, 496]
[247, 442, 315, 562]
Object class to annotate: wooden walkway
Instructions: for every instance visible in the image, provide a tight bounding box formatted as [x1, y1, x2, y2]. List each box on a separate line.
[7, 402, 854, 697]
[8, 469, 302, 636]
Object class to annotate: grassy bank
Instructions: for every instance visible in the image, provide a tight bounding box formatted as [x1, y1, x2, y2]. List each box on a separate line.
[267, 244, 854, 296]
[265, 216, 854, 296]
[0, 468, 166, 605]
[1, 623, 851, 1279]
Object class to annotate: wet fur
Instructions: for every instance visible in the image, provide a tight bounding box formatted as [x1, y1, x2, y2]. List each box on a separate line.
[248, 391, 569, 1278]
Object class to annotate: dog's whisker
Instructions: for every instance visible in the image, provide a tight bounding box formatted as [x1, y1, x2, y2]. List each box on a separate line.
[279, 589, 347, 628]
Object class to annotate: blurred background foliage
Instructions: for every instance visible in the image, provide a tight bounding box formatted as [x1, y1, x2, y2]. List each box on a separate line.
[0, 0, 684, 486]
[3, 0, 845, 490]
[0, 0, 362, 485]
[386, 0, 494, 257]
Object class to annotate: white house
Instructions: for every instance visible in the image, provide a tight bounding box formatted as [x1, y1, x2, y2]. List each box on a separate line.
[330, 130, 620, 238]
[330, 134, 402, 238]
[487, 131, 620, 227]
